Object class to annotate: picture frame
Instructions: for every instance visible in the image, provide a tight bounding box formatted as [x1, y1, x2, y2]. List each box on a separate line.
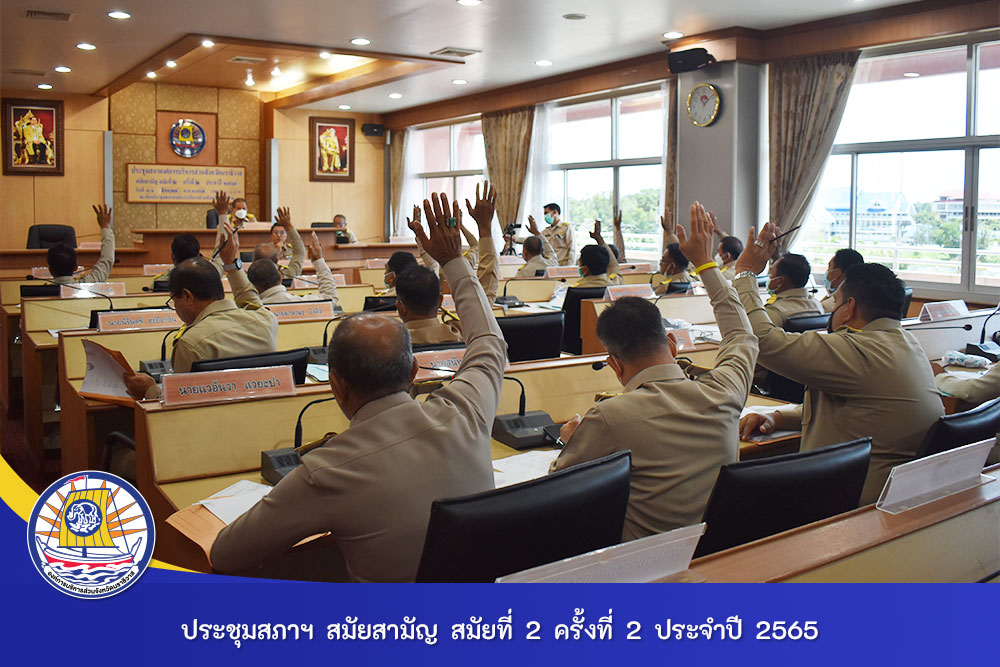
[309, 117, 355, 182]
[3, 97, 64, 176]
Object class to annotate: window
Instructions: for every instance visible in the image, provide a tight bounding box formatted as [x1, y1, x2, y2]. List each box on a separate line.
[792, 39, 1000, 300]
[546, 86, 666, 261]
[415, 119, 486, 202]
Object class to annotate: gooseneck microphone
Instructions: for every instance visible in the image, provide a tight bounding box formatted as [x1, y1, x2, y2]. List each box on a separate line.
[966, 301, 1000, 361]
[911, 324, 973, 331]
[294, 396, 338, 449]
[160, 327, 181, 361]
[321, 313, 350, 348]
[27, 275, 115, 312]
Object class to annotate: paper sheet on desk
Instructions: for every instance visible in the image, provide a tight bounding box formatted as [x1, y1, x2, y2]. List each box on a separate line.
[493, 450, 560, 488]
[307, 363, 329, 382]
[740, 405, 798, 443]
[945, 368, 987, 381]
[196, 480, 272, 525]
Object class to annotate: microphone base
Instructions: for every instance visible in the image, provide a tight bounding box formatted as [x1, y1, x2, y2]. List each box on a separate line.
[308, 346, 328, 366]
[139, 359, 173, 383]
[966, 341, 1000, 363]
[491, 410, 555, 450]
[261, 447, 301, 485]
[494, 295, 525, 308]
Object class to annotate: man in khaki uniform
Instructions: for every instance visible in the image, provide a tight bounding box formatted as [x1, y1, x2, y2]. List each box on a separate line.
[588, 221, 625, 285]
[248, 231, 339, 306]
[716, 234, 743, 281]
[763, 253, 824, 327]
[378, 251, 419, 297]
[515, 235, 557, 277]
[821, 248, 864, 312]
[932, 362, 1000, 407]
[332, 214, 359, 244]
[736, 225, 944, 505]
[210, 189, 506, 582]
[125, 223, 279, 400]
[572, 244, 614, 289]
[551, 202, 757, 540]
[210, 198, 305, 279]
[540, 203, 574, 266]
[46, 204, 115, 284]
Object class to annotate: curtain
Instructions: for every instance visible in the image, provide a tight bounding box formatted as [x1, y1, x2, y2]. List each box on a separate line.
[769, 51, 860, 252]
[482, 107, 534, 229]
[518, 102, 552, 228]
[394, 128, 425, 239]
[389, 128, 407, 238]
[661, 78, 678, 222]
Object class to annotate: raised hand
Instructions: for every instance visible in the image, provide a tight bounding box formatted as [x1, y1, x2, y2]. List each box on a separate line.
[527, 214, 541, 236]
[307, 231, 323, 262]
[709, 211, 726, 239]
[612, 211, 622, 229]
[733, 221, 776, 276]
[660, 209, 675, 234]
[590, 219, 604, 243]
[465, 180, 498, 238]
[92, 203, 112, 229]
[212, 190, 230, 215]
[674, 201, 715, 268]
[275, 206, 292, 230]
[418, 192, 463, 266]
[219, 221, 240, 266]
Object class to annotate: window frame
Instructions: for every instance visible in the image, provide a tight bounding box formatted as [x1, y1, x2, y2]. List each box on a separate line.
[414, 116, 486, 201]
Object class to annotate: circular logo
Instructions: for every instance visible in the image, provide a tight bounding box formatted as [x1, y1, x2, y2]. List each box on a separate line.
[27, 472, 155, 599]
[169, 118, 206, 158]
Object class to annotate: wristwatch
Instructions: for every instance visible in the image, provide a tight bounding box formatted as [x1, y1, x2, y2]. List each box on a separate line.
[733, 270, 757, 282]
[223, 258, 243, 271]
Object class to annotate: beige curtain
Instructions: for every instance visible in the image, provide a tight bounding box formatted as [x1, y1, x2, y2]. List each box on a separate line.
[664, 77, 679, 218]
[482, 107, 534, 226]
[769, 51, 860, 252]
[389, 128, 407, 236]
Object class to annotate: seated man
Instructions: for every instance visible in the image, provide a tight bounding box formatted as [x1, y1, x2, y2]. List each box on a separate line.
[210, 189, 506, 582]
[573, 244, 614, 289]
[332, 213, 359, 244]
[735, 229, 945, 505]
[550, 201, 757, 540]
[270, 222, 292, 263]
[657, 244, 693, 294]
[379, 251, 419, 296]
[589, 221, 624, 285]
[822, 248, 864, 312]
[932, 361, 1000, 408]
[125, 222, 279, 400]
[46, 204, 115, 284]
[248, 231, 338, 306]
[515, 235, 557, 277]
[213, 202, 304, 279]
[764, 253, 824, 327]
[716, 234, 743, 280]
[156, 233, 201, 284]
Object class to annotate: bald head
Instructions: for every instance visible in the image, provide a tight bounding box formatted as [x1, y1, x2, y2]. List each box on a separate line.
[247, 258, 283, 292]
[523, 235, 543, 258]
[328, 313, 414, 400]
[253, 243, 279, 264]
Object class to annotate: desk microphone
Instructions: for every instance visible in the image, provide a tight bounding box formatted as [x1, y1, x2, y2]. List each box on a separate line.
[26, 275, 115, 312]
[592, 360, 607, 370]
[967, 301, 1000, 362]
[495, 276, 533, 307]
[294, 396, 338, 450]
[911, 324, 973, 331]
[260, 395, 338, 485]
[307, 313, 350, 366]
[138, 327, 180, 382]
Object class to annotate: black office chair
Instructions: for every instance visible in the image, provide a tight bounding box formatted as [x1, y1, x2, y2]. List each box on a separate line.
[190, 348, 310, 385]
[901, 286, 914, 318]
[917, 396, 1000, 459]
[784, 313, 831, 334]
[206, 209, 220, 229]
[497, 311, 564, 362]
[26, 224, 76, 249]
[240, 251, 254, 263]
[20, 284, 60, 298]
[363, 296, 397, 312]
[758, 314, 832, 403]
[416, 450, 632, 582]
[412, 341, 466, 353]
[663, 281, 691, 295]
[310, 222, 334, 228]
[694, 438, 871, 558]
[560, 287, 607, 355]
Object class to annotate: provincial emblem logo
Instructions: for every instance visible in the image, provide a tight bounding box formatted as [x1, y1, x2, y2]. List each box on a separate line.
[27, 472, 155, 599]
[169, 118, 206, 158]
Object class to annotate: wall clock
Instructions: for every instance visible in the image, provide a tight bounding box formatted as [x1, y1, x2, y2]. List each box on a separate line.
[687, 83, 721, 127]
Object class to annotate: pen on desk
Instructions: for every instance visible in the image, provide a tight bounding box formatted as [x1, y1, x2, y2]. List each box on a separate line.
[769, 225, 801, 244]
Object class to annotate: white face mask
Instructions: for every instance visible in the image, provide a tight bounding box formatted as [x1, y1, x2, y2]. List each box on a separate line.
[233, 209, 247, 220]
[714, 253, 724, 267]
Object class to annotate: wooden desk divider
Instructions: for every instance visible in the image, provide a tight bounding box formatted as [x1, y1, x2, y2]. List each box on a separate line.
[495, 278, 563, 303]
[580, 293, 716, 354]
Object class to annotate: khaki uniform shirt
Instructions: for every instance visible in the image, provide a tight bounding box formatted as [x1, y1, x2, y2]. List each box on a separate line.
[764, 287, 824, 328]
[653, 271, 693, 295]
[516, 254, 554, 278]
[573, 273, 613, 289]
[719, 260, 737, 281]
[551, 267, 757, 540]
[259, 257, 339, 306]
[820, 293, 837, 313]
[935, 365, 1000, 406]
[213, 221, 305, 279]
[734, 274, 945, 505]
[406, 316, 463, 345]
[542, 222, 575, 267]
[335, 227, 359, 244]
[210, 258, 507, 582]
[52, 228, 115, 284]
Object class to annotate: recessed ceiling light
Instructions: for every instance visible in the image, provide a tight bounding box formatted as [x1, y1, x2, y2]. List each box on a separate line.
[452, 79, 468, 85]
[77, 42, 96, 50]
[107, 11, 131, 19]
[37, 83, 53, 90]
[54, 66, 71, 73]
[535, 59, 553, 67]
[338, 104, 352, 110]
[319, 51, 331, 59]
[351, 37, 371, 46]
[662, 31, 684, 40]
[563, 13, 587, 20]
[457, 0, 483, 5]
[271, 65, 282, 77]
[165, 60, 177, 68]
[388, 92, 403, 99]
[146, 71, 157, 79]
[202, 39, 215, 48]
[903, 72, 920, 78]
[245, 70, 255, 86]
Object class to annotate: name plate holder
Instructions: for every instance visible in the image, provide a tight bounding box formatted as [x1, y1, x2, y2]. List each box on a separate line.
[161, 366, 296, 406]
[544, 266, 580, 279]
[96, 308, 182, 332]
[919, 300, 970, 322]
[605, 284, 654, 300]
[60, 282, 127, 298]
[618, 263, 655, 275]
[291, 274, 346, 289]
[499, 255, 526, 266]
[365, 258, 388, 269]
[498, 523, 707, 583]
[265, 300, 335, 322]
[669, 328, 696, 352]
[143, 264, 174, 276]
[413, 348, 466, 381]
[876, 438, 996, 515]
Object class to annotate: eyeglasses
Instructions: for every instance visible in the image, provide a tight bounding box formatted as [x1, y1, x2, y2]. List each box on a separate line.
[165, 296, 175, 310]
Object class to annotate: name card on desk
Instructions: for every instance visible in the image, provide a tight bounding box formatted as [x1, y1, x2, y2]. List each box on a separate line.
[161, 366, 296, 406]
[605, 284, 654, 300]
[31, 266, 83, 279]
[365, 258, 388, 269]
[499, 255, 526, 266]
[618, 263, 654, 275]
[498, 523, 706, 583]
[544, 266, 580, 279]
[265, 300, 335, 322]
[441, 294, 455, 311]
[919, 300, 969, 322]
[876, 438, 996, 514]
[78, 241, 102, 250]
[96, 308, 182, 332]
[669, 328, 696, 352]
[60, 282, 126, 298]
[414, 349, 466, 381]
[292, 274, 346, 289]
[143, 263, 174, 276]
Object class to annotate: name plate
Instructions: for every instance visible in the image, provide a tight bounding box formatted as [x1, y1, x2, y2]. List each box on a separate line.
[919, 300, 970, 322]
[126, 163, 245, 204]
[669, 328, 696, 351]
[365, 258, 388, 269]
[292, 274, 346, 289]
[605, 284, 654, 300]
[544, 266, 580, 279]
[499, 255, 526, 265]
[498, 523, 706, 583]
[32, 266, 81, 279]
[161, 366, 296, 406]
[143, 264, 174, 276]
[60, 282, 127, 298]
[78, 241, 102, 250]
[876, 438, 996, 514]
[96, 309, 182, 332]
[265, 300, 335, 322]
[618, 263, 654, 275]
[414, 348, 466, 381]
[441, 294, 455, 311]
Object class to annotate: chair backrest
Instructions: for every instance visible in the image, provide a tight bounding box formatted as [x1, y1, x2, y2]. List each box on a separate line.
[190, 347, 310, 385]
[760, 314, 835, 402]
[310, 222, 334, 228]
[917, 396, 1000, 458]
[784, 313, 831, 334]
[206, 209, 219, 229]
[695, 438, 871, 558]
[497, 311, 565, 362]
[20, 284, 60, 298]
[664, 281, 691, 295]
[363, 295, 397, 312]
[901, 286, 914, 318]
[26, 224, 76, 249]
[560, 287, 608, 355]
[416, 451, 631, 582]
[411, 341, 466, 353]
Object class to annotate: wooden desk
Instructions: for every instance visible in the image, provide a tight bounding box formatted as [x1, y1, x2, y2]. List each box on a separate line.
[685, 464, 999, 582]
[494, 278, 564, 303]
[0, 248, 149, 278]
[580, 294, 717, 354]
[905, 309, 1000, 361]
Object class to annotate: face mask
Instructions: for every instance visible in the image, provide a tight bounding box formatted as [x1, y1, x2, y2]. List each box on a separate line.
[234, 209, 247, 220]
[544, 214, 554, 225]
[827, 302, 844, 334]
[714, 253, 724, 267]
[823, 275, 833, 291]
[578, 267, 585, 277]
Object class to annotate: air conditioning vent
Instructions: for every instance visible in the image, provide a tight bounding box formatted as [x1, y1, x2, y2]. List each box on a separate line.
[228, 56, 267, 65]
[23, 9, 73, 21]
[430, 46, 480, 59]
[9, 68, 47, 77]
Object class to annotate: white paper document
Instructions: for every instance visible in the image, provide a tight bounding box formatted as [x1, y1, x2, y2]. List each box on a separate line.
[196, 480, 273, 525]
[493, 450, 560, 488]
[79, 339, 132, 400]
[739, 405, 799, 442]
[306, 363, 329, 382]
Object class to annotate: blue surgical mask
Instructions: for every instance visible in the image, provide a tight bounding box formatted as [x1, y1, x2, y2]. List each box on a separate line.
[823, 275, 833, 291]
[544, 213, 554, 225]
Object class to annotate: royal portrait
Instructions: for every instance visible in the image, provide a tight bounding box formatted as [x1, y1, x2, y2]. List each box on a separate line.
[3, 98, 64, 176]
[309, 117, 355, 182]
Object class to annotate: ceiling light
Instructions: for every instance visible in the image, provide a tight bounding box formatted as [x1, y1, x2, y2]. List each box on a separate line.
[146, 71, 157, 79]
[452, 79, 468, 85]
[563, 13, 587, 20]
[388, 92, 403, 99]
[165, 60, 177, 68]
[271, 65, 282, 77]
[662, 31, 684, 40]
[903, 72, 920, 78]
[77, 42, 96, 50]
[37, 83, 53, 90]
[245, 69, 254, 86]
[457, 0, 483, 5]
[351, 38, 371, 46]
[54, 66, 71, 73]
[319, 51, 331, 59]
[202, 39, 215, 48]
[107, 11, 131, 19]
[535, 59, 552, 67]
[338, 104, 352, 110]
